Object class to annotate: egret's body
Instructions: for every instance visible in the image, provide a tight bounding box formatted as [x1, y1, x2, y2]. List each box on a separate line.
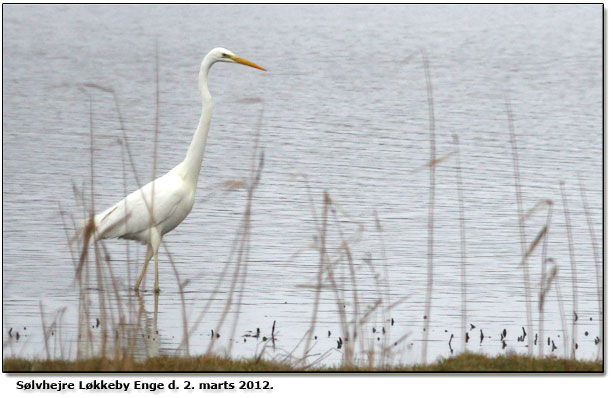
[94, 167, 193, 241]
[88, 48, 265, 292]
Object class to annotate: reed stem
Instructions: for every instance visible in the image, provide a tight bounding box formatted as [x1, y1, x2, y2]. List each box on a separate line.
[506, 99, 533, 356]
[578, 176, 603, 360]
[560, 182, 578, 359]
[452, 135, 467, 352]
[420, 49, 436, 364]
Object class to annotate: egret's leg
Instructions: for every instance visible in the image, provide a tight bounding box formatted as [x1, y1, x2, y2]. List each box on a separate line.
[153, 289, 159, 328]
[150, 229, 162, 294]
[135, 245, 154, 291]
[154, 250, 160, 293]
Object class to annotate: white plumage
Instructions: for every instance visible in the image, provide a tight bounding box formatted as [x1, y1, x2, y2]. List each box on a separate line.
[86, 47, 265, 293]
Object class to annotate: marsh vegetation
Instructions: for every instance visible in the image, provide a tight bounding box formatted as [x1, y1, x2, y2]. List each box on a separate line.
[3, 5, 603, 371]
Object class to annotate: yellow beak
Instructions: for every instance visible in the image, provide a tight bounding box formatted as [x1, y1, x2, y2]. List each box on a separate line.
[230, 55, 266, 71]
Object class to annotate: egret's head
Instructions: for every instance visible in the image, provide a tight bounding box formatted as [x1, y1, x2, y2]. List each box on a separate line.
[209, 47, 266, 71]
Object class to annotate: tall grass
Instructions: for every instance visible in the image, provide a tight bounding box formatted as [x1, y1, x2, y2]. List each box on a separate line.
[559, 182, 578, 360]
[288, 174, 404, 368]
[537, 200, 553, 358]
[505, 99, 533, 357]
[551, 258, 569, 358]
[420, 49, 436, 365]
[452, 134, 468, 353]
[5, 49, 603, 371]
[578, 176, 603, 360]
[206, 136, 264, 357]
[65, 114, 268, 366]
[302, 191, 330, 363]
[56, 45, 271, 364]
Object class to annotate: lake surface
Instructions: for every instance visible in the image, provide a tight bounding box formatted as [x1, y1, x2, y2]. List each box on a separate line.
[3, 4, 603, 365]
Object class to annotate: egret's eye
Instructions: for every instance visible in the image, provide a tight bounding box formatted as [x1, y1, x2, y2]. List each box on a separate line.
[222, 53, 228, 57]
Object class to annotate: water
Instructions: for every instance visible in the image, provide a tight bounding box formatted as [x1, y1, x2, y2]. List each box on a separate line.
[2, 4, 603, 365]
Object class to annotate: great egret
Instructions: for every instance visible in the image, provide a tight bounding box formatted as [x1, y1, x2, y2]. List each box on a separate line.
[83, 48, 265, 293]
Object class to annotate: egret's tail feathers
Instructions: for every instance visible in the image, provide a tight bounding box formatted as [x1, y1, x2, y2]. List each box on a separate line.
[92, 205, 135, 241]
[73, 209, 133, 284]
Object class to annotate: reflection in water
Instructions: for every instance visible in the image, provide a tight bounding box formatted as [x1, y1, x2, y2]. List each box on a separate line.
[76, 289, 166, 360]
[132, 292, 160, 360]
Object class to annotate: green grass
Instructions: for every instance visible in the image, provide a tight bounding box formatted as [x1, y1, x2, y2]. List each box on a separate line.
[4, 353, 602, 372]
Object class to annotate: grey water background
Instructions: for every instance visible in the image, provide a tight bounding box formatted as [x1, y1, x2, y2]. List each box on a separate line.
[3, 4, 602, 364]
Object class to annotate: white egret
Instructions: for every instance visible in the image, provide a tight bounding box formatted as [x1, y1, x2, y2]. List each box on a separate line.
[84, 48, 265, 293]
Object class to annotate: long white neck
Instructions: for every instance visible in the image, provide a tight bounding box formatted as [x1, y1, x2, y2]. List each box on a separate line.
[178, 54, 215, 187]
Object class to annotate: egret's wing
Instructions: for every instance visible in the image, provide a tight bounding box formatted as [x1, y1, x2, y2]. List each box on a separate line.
[95, 172, 186, 240]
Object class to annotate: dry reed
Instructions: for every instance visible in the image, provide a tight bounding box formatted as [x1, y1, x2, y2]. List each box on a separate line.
[9, 46, 604, 372]
[420, 49, 436, 365]
[559, 182, 578, 360]
[577, 176, 603, 360]
[452, 134, 467, 352]
[505, 99, 533, 356]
